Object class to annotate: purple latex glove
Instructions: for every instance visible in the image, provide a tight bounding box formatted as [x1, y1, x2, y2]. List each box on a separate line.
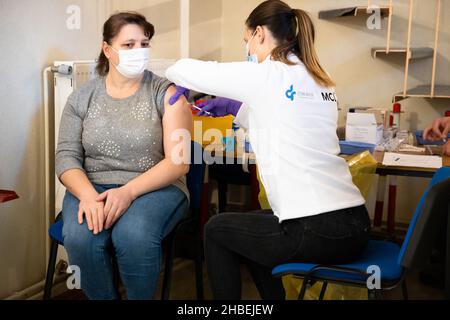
[169, 86, 190, 105]
[197, 97, 242, 117]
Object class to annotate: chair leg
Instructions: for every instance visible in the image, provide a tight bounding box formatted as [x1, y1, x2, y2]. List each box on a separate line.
[161, 232, 176, 300]
[218, 181, 228, 213]
[195, 219, 204, 300]
[319, 281, 328, 300]
[368, 289, 383, 300]
[43, 240, 59, 300]
[401, 280, 409, 300]
[298, 277, 310, 300]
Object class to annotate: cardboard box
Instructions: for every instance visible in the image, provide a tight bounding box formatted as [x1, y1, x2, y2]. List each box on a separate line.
[346, 111, 384, 145]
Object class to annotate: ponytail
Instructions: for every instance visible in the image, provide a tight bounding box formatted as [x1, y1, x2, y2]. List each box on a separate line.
[291, 9, 335, 88]
[246, 0, 335, 88]
[96, 50, 109, 77]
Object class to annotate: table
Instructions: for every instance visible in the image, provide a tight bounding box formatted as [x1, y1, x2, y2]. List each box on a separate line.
[205, 144, 450, 234]
[372, 149, 450, 234]
[0, 190, 19, 203]
[374, 150, 450, 178]
[204, 145, 260, 211]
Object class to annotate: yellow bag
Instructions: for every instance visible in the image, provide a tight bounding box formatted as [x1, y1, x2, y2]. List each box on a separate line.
[257, 151, 377, 300]
[345, 151, 378, 200]
[283, 275, 368, 300]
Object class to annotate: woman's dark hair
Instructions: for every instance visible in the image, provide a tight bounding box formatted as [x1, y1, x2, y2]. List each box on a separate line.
[246, 0, 335, 87]
[96, 12, 155, 76]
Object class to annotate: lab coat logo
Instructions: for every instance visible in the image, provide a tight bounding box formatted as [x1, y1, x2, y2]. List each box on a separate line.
[285, 85, 297, 101]
[66, 5, 81, 30]
[321, 92, 337, 102]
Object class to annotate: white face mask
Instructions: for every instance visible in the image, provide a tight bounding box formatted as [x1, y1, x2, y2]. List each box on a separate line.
[246, 31, 259, 63]
[110, 46, 150, 79]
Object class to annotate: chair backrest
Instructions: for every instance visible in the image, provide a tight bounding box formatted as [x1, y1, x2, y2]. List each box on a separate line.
[186, 141, 206, 211]
[398, 167, 450, 268]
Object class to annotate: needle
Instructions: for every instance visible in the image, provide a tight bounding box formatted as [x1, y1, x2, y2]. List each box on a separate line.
[191, 104, 212, 116]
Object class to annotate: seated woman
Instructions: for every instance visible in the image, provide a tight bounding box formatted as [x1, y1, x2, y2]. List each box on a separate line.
[55, 12, 192, 300]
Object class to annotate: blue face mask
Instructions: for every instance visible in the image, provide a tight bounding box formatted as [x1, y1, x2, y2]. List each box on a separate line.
[246, 31, 259, 63]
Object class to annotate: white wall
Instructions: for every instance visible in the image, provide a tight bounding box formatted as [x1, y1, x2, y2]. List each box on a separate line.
[0, 0, 109, 298]
[221, 0, 450, 223]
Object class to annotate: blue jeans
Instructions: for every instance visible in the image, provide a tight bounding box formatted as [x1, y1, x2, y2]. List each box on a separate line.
[62, 183, 188, 300]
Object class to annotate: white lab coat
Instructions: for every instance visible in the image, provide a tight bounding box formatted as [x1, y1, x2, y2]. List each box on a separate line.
[166, 54, 365, 222]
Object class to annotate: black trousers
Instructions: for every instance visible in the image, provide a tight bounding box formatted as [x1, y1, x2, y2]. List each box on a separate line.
[204, 205, 371, 300]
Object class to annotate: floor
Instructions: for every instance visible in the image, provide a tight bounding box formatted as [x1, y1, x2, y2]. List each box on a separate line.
[52, 205, 447, 300]
[53, 257, 447, 300]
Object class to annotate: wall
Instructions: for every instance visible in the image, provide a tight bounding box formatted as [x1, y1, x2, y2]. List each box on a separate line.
[109, 0, 222, 60]
[0, 0, 108, 298]
[221, 0, 450, 223]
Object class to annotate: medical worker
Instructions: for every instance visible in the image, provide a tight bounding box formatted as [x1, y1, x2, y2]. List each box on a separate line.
[423, 116, 450, 155]
[167, 0, 370, 300]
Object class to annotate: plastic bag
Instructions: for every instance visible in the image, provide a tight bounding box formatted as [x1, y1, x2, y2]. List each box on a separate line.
[346, 150, 378, 200]
[283, 275, 368, 300]
[257, 151, 377, 300]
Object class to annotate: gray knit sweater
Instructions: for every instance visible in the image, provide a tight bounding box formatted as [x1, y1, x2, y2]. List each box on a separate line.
[55, 70, 188, 199]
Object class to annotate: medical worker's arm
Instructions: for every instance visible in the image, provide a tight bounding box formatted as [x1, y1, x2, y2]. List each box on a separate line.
[196, 97, 242, 117]
[423, 117, 450, 141]
[56, 94, 104, 235]
[166, 59, 267, 106]
[234, 103, 250, 130]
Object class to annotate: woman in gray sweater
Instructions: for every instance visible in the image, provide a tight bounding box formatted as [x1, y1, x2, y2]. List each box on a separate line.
[55, 12, 192, 300]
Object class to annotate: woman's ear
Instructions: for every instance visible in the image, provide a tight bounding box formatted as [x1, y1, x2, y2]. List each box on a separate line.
[103, 41, 111, 59]
[256, 26, 265, 44]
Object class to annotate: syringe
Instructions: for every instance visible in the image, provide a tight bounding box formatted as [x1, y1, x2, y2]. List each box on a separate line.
[191, 104, 212, 116]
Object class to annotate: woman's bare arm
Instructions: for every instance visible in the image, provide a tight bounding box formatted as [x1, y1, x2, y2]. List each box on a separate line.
[123, 85, 193, 199]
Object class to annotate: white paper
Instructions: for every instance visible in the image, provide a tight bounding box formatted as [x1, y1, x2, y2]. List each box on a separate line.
[383, 152, 443, 169]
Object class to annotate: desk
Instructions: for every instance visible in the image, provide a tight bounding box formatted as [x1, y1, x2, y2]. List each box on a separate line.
[374, 150, 450, 178]
[205, 145, 450, 234]
[0, 190, 19, 203]
[372, 150, 450, 234]
[204, 145, 260, 211]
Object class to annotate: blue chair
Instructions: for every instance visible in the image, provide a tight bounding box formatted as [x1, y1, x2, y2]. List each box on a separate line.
[44, 141, 206, 300]
[272, 167, 450, 300]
